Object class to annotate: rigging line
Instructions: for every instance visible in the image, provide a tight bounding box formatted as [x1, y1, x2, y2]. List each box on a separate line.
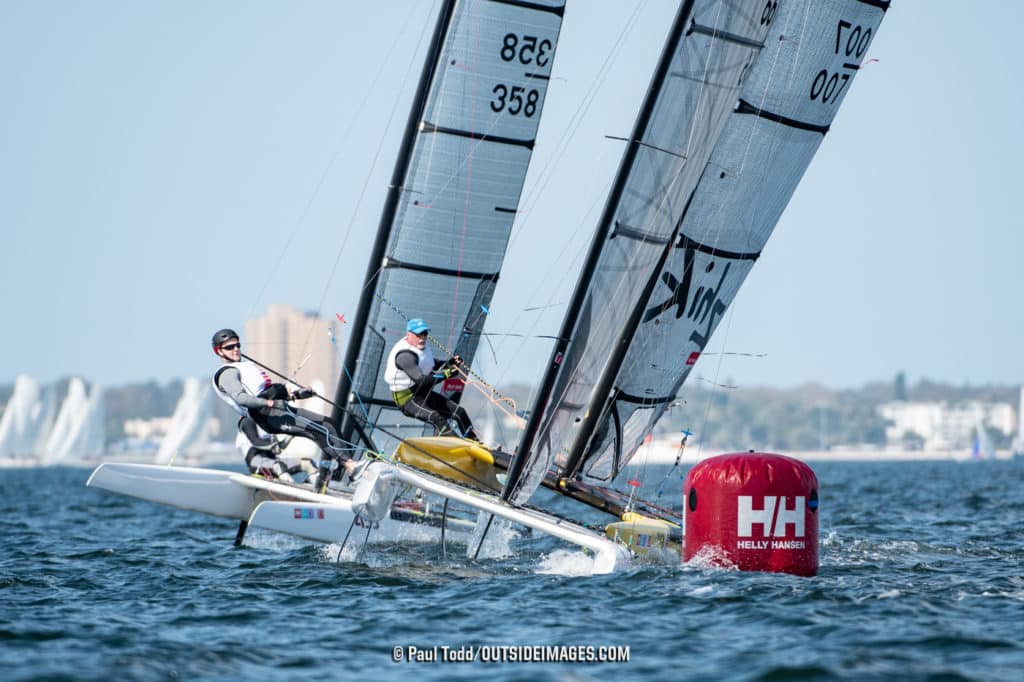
[473, 332, 566, 340]
[385, 1, 568, 247]
[652, 426, 691, 502]
[552, 4, 770, 473]
[604, 135, 688, 159]
[699, 351, 766, 358]
[684, 5, 806, 463]
[449, 3, 650, 373]
[695, 299, 739, 462]
[692, 376, 738, 390]
[481, 1, 651, 373]
[328, 326, 375, 438]
[624, 5, 790, 459]
[522, 301, 566, 312]
[456, 368, 524, 426]
[506, 32, 708, 499]
[445, 4, 483, 345]
[482, 173, 612, 393]
[507, 0, 649, 252]
[248, 4, 427, 324]
[372, 291, 521, 410]
[303, 2, 439, 353]
[237, 351, 366, 450]
[480, 327, 499, 365]
[729, 0, 799, 182]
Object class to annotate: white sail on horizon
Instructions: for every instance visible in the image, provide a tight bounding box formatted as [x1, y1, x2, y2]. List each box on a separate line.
[155, 377, 215, 464]
[44, 378, 106, 463]
[1015, 385, 1024, 455]
[0, 375, 57, 459]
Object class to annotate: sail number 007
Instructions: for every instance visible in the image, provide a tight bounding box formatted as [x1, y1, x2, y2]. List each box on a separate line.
[810, 19, 872, 104]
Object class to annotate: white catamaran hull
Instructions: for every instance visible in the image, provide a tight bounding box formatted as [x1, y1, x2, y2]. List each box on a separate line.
[87, 462, 632, 574]
[85, 463, 473, 545]
[356, 462, 632, 575]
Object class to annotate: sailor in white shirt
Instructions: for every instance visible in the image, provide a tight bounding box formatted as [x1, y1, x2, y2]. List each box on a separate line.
[210, 328, 365, 490]
[384, 319, 477, 440]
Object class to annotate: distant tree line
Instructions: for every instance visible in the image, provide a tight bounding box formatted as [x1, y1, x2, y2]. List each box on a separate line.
[658, 375, 1019, 451]
[1, 374, 1018, 449]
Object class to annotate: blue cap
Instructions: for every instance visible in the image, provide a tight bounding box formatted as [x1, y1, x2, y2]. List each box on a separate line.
[407, 318, 429, 334]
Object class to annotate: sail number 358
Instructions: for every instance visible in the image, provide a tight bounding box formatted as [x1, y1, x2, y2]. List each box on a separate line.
[810, 19, 872, 104]
[501, 33, 552, 67]
[491, 33, 550, 117]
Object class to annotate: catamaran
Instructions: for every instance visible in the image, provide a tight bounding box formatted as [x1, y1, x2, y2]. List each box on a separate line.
[88, 0, 569, 553]
[89, 0, 889, 574]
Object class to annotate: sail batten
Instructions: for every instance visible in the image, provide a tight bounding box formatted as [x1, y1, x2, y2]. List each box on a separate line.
[420, 122, 536, 149]
[687, 21, 766, 49]
[383, 257, 499, 281]
[676, 234, 761, 260]
[735, 99, 831, 134]
[487, 0, 565, 17]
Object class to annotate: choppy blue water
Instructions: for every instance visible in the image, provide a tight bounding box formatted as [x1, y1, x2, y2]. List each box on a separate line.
[2, 459, 1022, 681]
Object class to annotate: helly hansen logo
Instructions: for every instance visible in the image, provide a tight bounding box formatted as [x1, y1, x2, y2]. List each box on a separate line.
[737, 496, 805, 538]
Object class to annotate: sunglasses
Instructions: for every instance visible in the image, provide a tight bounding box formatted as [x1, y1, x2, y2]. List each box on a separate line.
[220, 343, 241, 351]
[415, 331, 429, 337]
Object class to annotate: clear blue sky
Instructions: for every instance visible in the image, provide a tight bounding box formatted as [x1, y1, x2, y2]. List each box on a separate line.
[2, 1, 1020, 391]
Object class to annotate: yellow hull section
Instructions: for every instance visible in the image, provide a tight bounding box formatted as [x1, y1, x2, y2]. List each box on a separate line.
[393, 436, 502, 492]
[605, 512, 680, 554]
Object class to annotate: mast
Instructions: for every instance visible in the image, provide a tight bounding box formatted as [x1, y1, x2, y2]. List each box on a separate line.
[561, 169, 705, 481]
[502, 0, 696, 501]
[332, 0, 458, 437]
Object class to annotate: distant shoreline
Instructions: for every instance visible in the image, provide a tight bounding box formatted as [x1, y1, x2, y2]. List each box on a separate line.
[632, 442, 1019, 464]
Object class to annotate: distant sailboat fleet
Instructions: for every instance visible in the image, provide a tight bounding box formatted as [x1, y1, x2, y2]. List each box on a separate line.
[0, 375, 221, 466]
[0, 375, 104, 465]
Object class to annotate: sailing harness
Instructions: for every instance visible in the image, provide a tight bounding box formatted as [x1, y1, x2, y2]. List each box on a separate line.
[373, 294, 525, 424]
[211, 360, 274, 417]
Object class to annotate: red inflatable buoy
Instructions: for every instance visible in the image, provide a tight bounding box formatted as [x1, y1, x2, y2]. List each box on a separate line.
[683, 452, 818, 576]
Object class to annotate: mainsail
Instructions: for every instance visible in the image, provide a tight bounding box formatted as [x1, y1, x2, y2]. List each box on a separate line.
[0, 375, 56, 458]
[506, 0, 889, 503]
[332, 0, 566, 452]
[155, 377, 214, 464]
[44, 378, 106, 463]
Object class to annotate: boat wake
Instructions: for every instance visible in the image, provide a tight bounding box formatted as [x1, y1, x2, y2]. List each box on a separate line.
[534, 549, 597, 576]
